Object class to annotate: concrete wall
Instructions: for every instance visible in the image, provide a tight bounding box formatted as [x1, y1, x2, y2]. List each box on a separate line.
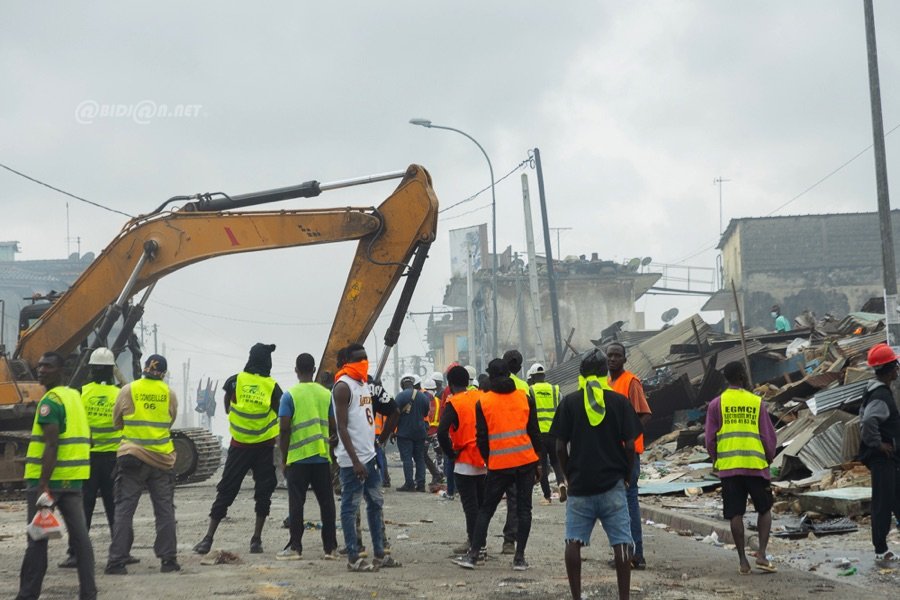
[488, 272, 656, 367]
[721, 211, 900, 328]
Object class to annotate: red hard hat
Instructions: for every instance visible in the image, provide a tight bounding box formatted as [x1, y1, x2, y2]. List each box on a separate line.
[867, 343, 899, 367]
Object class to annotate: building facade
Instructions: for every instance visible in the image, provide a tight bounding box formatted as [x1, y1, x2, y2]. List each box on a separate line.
[715, 211, 900, 330]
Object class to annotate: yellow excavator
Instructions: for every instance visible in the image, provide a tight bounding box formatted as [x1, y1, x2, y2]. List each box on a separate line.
[0, 164, 439, 487]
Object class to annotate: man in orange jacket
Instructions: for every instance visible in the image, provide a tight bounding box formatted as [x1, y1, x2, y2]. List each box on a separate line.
[605, 342, 651, 570]
[454, 358, 542, 571]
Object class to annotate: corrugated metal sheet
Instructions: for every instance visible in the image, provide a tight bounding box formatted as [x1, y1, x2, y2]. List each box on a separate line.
[667, 340, 767, 384]
[545, 350, 591, 397]
[627, 315, 710, 381]
[834, 332, 886, 359]
[798, 421, 851, 472]
[809, 378, 873, 414]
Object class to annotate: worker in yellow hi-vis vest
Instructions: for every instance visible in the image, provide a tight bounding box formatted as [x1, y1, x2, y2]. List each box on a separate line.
[705, 361, 777, 575]
[276, 353, 337, 560]
[194, 343, 282, 556]
[105, 353, 180, 575]
[18, 351, 96, 600]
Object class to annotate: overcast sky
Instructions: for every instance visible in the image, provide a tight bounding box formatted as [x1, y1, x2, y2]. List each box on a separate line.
[2, 1, 899, 428]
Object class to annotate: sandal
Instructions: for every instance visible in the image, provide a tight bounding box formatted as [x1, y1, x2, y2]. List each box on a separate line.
[755, 561, 777, 573]
[347, 558, 374, 572]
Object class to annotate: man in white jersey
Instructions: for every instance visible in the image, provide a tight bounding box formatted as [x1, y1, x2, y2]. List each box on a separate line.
[332, 343, 400, 572]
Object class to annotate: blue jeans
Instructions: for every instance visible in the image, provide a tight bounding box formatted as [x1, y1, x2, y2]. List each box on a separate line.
[397, 436, 425, 488]
[626, 455, 643, 556]
[374, 442, 390, 484]
[565, 481, 632, 547]
[444, 458, 456, 496]
[338, 459, 385, 561]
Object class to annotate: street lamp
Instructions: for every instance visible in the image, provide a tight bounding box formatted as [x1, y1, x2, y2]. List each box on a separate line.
[410, 118, 499, 359]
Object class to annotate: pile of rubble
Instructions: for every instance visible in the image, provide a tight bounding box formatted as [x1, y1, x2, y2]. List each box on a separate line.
[547, 308, 890, 520]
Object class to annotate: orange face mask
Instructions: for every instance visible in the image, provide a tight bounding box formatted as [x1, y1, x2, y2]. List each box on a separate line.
[335, 360, 369, 384]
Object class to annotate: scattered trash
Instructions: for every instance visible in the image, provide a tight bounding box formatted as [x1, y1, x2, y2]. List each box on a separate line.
[396, 534, 410, 540]
[700, 531, 720, 545]
[837, 566, 857, 576]
[200, 550, 243, 566]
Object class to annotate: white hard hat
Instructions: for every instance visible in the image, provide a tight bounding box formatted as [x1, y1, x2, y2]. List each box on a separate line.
[89, 347, 116, 366]
[423, 378, 436, 391]
[400, 373, 416, 384]
[464, 365, 477, 382]
[431, 371, 444, 383]
[527, 363, 545, 377]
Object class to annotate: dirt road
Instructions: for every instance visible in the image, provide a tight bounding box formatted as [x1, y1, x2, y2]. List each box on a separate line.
[0, 463, 896, 600]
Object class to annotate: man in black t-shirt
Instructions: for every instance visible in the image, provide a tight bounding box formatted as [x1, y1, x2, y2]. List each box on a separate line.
[550, 349, 639, 600]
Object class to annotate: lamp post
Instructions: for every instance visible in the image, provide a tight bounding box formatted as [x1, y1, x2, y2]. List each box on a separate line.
[410, 118, 499, 358]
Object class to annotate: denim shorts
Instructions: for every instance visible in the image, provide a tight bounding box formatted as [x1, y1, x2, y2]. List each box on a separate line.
[565, 480, 633, 547]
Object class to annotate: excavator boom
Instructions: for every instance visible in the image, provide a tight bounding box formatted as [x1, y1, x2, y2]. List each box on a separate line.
[14, 165, 438, 372]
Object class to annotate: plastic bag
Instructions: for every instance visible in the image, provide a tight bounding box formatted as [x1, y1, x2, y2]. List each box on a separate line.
[26, 493, 63, 541]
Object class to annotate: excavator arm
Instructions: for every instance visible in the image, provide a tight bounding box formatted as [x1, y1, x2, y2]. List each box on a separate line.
[14, 164, 438, 377]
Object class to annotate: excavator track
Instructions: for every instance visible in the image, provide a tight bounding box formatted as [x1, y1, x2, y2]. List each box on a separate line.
[171, 428, 222, 485]
[0, 432, 31, 497]
[0, 428, 220, 496]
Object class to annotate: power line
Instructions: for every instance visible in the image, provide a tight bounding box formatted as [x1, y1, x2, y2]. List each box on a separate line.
[672, 122, 900, 265]
[438, 159, 528, 214]
[151, 298, 332, 327]
[0, 162, 134, 218]
[764, 121, 900, 216]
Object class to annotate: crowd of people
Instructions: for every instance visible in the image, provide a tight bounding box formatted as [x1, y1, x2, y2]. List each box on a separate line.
[29, 336, 900, 599]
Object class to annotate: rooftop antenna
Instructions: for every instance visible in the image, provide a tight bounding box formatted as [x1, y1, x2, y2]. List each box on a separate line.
[714, 176, 731, 236]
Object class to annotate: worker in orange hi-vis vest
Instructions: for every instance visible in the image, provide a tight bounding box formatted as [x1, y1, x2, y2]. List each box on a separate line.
[605, 342, 651, 571]
[454, 358, 542, 572]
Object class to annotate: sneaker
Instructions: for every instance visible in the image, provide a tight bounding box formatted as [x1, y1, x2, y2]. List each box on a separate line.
[512, 556, 530, 571]
[276, 548, 302, 561]
[415, 485, 427, 492]
[193, 536, 213, 555]
[347, 558, 374, 572]
[501, 541, 516, 555]
[539, 497, 552, 506]
[104, 563, 127, 575]
[58, 555, 77, 568]
[382, 480, 391, 488]
[160, 559, 181, 573]
[876, 550, 900, 566]
[453, 555, 476, 570]
[395, 485, 415, 492]
[125, 556, 140, 565]
[631, 555, 647, 570]
[476, 548, 487, 566]
[558, 483, 568, 503]
[373, 555, 401, 568]
[323, 551, 338, 560]
[249, 537, 263, 554]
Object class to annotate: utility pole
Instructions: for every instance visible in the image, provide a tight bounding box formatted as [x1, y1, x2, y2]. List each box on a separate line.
[864, 0, 899, 346]
[521, 174, 547, 364]
[182, 358, 191, 428]
[531, 148, 563, 365]
[714, 176, 731, 235]
[152, 323, 158, 354]
[549, 227, 572, 261]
